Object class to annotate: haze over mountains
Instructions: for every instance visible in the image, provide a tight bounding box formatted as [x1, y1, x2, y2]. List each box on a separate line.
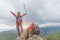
[0, 26, 60, 36]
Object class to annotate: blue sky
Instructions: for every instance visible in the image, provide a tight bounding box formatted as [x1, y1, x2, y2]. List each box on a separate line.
[0, 0, 60, 31]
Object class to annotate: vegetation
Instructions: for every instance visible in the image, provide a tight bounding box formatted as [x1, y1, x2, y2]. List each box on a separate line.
[45, 32, 60, 40]
[0, 31, 60, 40]
[0, 31, 17, 40]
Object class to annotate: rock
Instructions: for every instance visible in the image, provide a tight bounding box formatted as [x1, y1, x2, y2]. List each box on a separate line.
[28, 35, 45, 40]
[16, 32, 26, 40]
[16, 34, 46, 40]
[16, 31, 46, 40]
[16, 35, 46, 40]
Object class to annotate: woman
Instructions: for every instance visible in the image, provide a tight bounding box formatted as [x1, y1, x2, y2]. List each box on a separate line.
[10, 11, 26, 36]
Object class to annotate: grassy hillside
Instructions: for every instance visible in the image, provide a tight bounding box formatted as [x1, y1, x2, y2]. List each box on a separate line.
[0, 26, 60, 40]
[0, 31, 60, 40]
[0, 31, 17, 40]
[45, 32, 60, 40]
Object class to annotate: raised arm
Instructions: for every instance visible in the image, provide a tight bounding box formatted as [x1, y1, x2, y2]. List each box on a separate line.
[21, 13, 26, 17]
[10, 11, 16, 17]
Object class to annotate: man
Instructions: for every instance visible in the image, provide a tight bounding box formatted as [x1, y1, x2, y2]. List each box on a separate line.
[25, 23, 35, 40]
[25, 23, 40, 40]
[10, 11, 26, 36]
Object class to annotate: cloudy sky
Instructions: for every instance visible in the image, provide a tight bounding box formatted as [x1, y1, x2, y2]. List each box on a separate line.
[0, 0, 60, 31]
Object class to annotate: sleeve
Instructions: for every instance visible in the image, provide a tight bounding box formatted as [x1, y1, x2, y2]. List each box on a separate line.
[10, 11, 16, 17]
[21, 13, 26, 17]
[27, 23, 34, 31]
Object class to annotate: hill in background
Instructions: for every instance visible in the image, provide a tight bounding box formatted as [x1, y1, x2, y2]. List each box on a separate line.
[0, 26, 60, 40]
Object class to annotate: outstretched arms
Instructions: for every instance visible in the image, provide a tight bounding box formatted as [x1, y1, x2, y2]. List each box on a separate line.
[10, 11, 26, 17]
[10, 11, 16, 17]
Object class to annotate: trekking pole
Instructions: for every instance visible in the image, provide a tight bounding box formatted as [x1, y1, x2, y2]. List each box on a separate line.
[23, 4, 33, 23]
[23, 4, 30, 21]
[23, 4, 27, 15]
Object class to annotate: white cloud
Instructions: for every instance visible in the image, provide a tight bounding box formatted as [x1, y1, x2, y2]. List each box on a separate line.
[0, 0, 60, 30]
[39, 23, 60, 27]
[0, 24, 16, 32]
[0, 23, 28, 32]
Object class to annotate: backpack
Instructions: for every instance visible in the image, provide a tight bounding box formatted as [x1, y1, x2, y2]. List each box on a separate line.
[16, 16, 21, 21]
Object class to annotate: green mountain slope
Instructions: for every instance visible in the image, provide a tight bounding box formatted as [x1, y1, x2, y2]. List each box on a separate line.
[45, 32, 60, 40]
[0, 30, 60, 40]
[0, 31, 17, 40]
